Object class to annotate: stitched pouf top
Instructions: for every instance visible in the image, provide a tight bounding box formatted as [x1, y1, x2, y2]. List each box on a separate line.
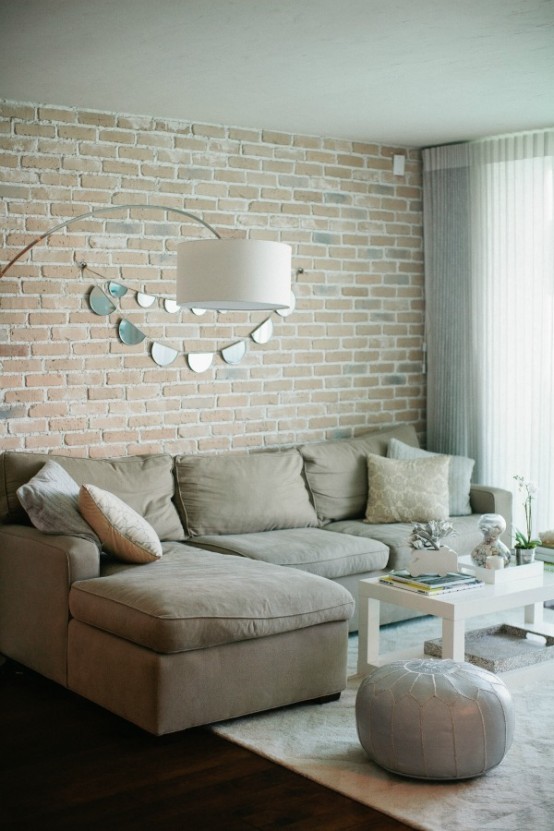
[356, 659, 515, 780]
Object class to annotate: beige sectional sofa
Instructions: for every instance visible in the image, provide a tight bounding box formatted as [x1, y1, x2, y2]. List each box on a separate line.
[0, 423, 511, 735]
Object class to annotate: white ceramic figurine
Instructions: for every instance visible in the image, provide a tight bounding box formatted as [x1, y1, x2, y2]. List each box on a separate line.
[470, 513, 511, 568]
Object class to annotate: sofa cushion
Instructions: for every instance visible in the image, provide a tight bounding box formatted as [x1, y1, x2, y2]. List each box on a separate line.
[79, 484, 163, 564]
[174, 450, 318, 536]
[388, 438, 475, 516]
[0, 451, 184, 542]
[325, 515, 485, 571]
[189, 527, 389, 579]
[15, 460, 99, 543]
[69, 543, 355, 654]
[364, 454, 450, 523]
[299, 424, 419, 524]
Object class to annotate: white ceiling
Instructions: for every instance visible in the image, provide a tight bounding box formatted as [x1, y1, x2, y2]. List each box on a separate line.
[1, 0, 553, 147]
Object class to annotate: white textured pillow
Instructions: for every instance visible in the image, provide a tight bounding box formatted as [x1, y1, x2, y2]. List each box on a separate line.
[387, 438, 474, 516]
[364, 454, 450, 524]
[79, 484, 162, 563]
[16, 460, 99, 542]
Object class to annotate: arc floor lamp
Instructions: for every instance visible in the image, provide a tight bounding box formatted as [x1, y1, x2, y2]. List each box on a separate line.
[0, 203, 292, 311]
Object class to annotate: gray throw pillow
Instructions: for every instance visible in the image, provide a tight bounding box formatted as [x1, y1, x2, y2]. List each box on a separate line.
[16, 460, 99, 542]
[387, 438, 475, 516]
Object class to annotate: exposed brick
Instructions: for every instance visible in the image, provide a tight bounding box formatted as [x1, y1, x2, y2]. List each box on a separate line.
[0, 102, 36, 119]
[136, 132, 173, 149]
[24, 433, 63, 449]
[15, 123, 56, 138]
[21, 154, 60, 169]
[98, 129, 135, 144]
[0, 99, 424, 456]
[58, 125, 97, 141]
[0, 403, 27, 419]
[38, 107, 77, 124]
[192, 123, 226, 139]
[79, 111, 118, 128]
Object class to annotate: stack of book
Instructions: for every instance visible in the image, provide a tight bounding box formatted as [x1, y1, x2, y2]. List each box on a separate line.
[536, 545, 554, 570]
[379, 570, 483, 595]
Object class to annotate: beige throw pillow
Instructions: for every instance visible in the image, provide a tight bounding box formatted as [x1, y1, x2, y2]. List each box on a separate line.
[79, 484, 162, 563]
[364, 454, 450, 524]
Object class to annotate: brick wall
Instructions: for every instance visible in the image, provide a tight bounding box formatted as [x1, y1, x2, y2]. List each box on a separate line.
[0, 99, 425, 458]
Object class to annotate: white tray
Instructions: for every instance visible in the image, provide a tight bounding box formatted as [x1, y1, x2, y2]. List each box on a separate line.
[459, 556, 543, 584]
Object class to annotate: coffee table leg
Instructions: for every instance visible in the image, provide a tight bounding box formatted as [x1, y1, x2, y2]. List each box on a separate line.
[524, 601, 544, 626]
[357, 595, 380, 674]
[441, 618, 466, 661]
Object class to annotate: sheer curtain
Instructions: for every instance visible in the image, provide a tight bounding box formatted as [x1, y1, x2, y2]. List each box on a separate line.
[423, 129, 554, 535]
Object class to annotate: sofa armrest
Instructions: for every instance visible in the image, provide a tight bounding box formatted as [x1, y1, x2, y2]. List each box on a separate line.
[0, 525, 101, 685]
[469, 485, 513, 546]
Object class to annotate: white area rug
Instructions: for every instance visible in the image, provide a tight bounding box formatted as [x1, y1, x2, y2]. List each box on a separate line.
[212, 609, 554, 831]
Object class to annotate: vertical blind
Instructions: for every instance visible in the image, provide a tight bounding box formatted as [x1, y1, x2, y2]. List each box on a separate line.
[423, 129, 554, 536]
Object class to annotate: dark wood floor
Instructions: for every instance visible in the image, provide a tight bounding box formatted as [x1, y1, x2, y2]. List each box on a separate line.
[0, 659, 413, 831]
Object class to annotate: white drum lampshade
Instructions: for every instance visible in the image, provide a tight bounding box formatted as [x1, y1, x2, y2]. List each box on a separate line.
[176, 239, 292, 311]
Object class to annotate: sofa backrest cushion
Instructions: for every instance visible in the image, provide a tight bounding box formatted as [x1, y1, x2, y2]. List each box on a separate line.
[298, 423, 419, 523]
[0, 452, 185, 541]
[174, 449, 319, 536]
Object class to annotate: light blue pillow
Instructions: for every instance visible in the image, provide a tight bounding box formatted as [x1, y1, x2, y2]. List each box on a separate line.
[17, 459, 99, 542]
[387, 438, 474, 516]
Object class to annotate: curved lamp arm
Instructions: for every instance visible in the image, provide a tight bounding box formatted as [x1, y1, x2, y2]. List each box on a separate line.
[1, 201, 292, 311]
[0, 202, 221, 279]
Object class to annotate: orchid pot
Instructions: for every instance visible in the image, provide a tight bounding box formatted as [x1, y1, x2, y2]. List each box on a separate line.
[513, 476, 540, 566]
[514, 545, 536, 565]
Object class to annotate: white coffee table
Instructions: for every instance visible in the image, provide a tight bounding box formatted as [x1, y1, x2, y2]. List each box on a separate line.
[358, 569, 554, 674]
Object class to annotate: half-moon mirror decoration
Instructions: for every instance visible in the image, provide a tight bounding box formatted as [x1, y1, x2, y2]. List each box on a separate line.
[276, 290, 296, 318]
[107, 281, 128, 298]
[152, 342, 179, 367]
[251, 318, 273, 344]
[89, 286, 116, 316]
[81, 255, 298, 372]
[119, 319, 146, 345]
[137, 292, 156, 308]
[187, 352, 214, 373]
[221, 340, 247, 365]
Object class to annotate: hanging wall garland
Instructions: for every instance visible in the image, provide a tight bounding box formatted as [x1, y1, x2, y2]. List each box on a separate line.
[1, 203, 297, 375]
[81, 262, 298, 373]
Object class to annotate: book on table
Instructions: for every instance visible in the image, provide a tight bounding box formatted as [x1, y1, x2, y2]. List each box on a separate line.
[535, 546, 554, 564]
[379, 570, 483, 594]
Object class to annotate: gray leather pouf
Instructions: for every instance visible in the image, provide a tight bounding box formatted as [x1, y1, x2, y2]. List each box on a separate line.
[356, 658, 515, 780]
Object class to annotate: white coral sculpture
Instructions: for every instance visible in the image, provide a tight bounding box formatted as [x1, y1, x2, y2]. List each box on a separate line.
[409, 520, 456, 550]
